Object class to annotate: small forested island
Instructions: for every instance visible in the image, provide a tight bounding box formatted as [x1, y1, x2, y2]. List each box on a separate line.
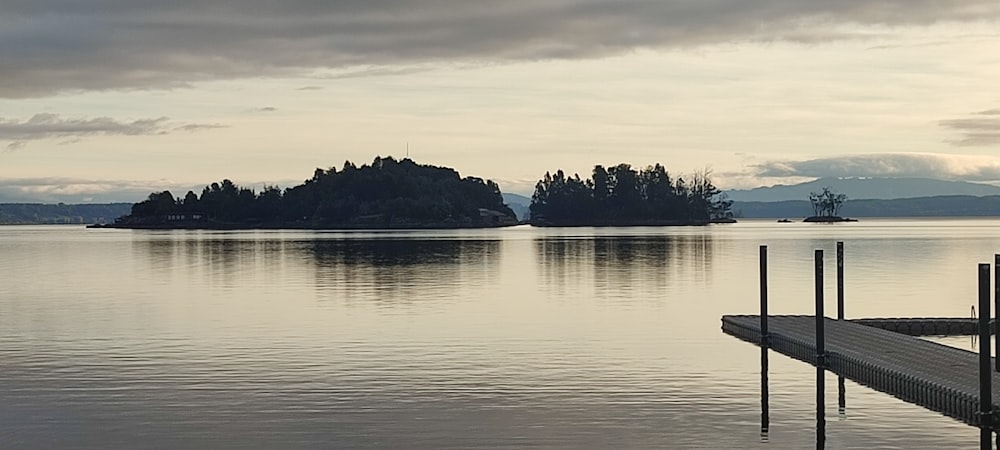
[528, 164, 734, 226]
[803, 187, 856, 223]
[101, 157, 518, 229]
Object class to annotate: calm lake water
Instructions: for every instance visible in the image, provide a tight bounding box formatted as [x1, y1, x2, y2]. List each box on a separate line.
[3, 219, 1000, 448]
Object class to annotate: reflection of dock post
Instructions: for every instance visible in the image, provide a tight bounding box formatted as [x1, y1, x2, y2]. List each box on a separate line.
[978, 263, 992, 450]
[837, 377, 846, 418]
[759, 245, 769, 438]
[815, 249, 826, 448]
[836, 241, 846, 415]
[816, 377, 827, 450]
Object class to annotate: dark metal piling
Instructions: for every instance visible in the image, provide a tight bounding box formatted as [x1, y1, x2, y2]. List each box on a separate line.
[760, 245, 768, 344]
[995, 254, 999, 372]
[978, 263, 992, 448]
[837, 241, 844, 320]
[815, 249, 825, 445]
[760, 245, 769, 436]
[836, 242, 846, 414]
[816, 249, 825, 364]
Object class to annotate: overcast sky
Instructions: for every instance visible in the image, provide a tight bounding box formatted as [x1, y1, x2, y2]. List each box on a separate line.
[1, 1, 998, 202]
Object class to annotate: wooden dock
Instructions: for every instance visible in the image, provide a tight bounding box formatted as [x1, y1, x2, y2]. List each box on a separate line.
[722, 314, 1000, 430]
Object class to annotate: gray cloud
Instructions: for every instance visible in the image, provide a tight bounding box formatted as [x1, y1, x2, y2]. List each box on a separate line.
[753, 153, 1000, 181]
[174, 123, 227, 132]
[255, 107, 278, 112]
[0, 114, 222, 147]
[1, 0, 994, 98]
[864, 32, 1000, 50]
[940, 112, 1000, 146]
[322, 66, 434, 80]
[0, 114, 169, 140]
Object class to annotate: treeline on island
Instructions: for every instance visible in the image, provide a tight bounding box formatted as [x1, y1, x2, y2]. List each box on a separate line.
[114, 157, 517, 229]
[529, 164, 733, 226]
[105, 157, 733, 229]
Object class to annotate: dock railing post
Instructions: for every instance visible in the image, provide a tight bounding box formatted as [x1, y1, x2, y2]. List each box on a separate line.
[815, 249, 825, 444]
[978, 263, 992, 448]
[759, 245, 769, 436]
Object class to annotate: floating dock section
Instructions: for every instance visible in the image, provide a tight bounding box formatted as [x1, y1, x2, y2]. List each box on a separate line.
[723, 314, 1000, 430]
[850, 318, 994, 336]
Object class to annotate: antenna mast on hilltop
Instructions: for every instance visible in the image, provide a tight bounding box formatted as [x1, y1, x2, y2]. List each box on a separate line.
[406, 142, 409, 159]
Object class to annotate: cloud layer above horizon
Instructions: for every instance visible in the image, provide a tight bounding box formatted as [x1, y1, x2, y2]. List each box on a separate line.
[754, 153, 1000, 182]
[1, 0, 995, 98]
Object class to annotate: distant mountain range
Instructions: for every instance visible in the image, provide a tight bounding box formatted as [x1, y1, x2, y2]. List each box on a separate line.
[733, 196, 1000, 219]
[725, 177, 1000, 202]
[0, 203, 132, 225]
[506, 178, 1000, 220]
[502, 193, 531, 221]
[8, 178, 1000, 224]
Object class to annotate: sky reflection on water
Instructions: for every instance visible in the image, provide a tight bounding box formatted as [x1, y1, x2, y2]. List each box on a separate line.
[1, 221, 999, 448]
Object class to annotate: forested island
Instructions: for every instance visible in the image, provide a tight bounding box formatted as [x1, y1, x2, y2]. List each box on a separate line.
[103, 157, 518, 229]
[96, 158, 733, 230]
[529, 164, 734, 226]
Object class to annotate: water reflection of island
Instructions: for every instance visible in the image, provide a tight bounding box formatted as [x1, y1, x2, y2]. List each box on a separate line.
[307, 239, 499, 266]
[534, 235, 714, 298]
[135, 235, 502, 305]
[304, 239, 502, 305]
[135, 234, 296, 287]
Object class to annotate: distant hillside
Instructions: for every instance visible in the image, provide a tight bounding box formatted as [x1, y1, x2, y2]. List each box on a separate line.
[734, 195, 1000, 218]
[727, 177, 1000, 202]
[502, 193, 530, 220]
[0, 203, 132, 225]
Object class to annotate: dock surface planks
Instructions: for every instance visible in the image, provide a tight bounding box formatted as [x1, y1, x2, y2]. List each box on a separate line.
[722, 314, 999, 429]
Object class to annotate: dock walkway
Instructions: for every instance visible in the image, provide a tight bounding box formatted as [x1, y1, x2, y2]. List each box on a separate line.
[722, 314, 999, 429]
